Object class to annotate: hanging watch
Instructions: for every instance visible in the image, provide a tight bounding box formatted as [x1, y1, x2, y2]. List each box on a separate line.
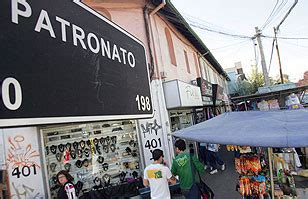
[111, 136, 117, 144]
[80, 140, 85, 149]
[93, 138, 99, 146]
[97, 156, 104, 164]
[70, 150, 77, 159]
[106, 136, 111, 145]
[83, 159, 89, 167]
[77, 149, 83, 158]
[73, 141, 79, 150]
[84, 148, 90, 157]
[102, 174, 111, 186]
[93, 177, 102, 188]
[51, 175, 58, 184]
[103, 145, 109, 153]
[110, 144, 116, 152]
[102, 163, 109, 171]
[125, 147, 132, 155]
[129, 140, 136, 147]
[76, 181, 84, 192]
[58, 144, 65, 152]
[86, 140, 91, 147]
[56, 152, 62, 162]
[64, 163, 71, 171]
[100, 137, 106, 145]
[96, 145, 102, 155]
[75, 160, 83, 168]
[50, 162, 57, 172]
[50, 145, 57, 154]
[65, 143, 72, 150]
[45, 146, 49, 155]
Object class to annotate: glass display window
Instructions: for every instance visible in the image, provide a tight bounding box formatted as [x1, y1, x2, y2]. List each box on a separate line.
[40, 120, 142, 198]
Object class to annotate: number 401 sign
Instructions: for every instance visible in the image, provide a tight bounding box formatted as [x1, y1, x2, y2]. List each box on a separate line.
[12, 165, 37, 178]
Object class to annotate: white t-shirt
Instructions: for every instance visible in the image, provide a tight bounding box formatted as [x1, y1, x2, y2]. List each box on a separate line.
[143, 163, 172, 199]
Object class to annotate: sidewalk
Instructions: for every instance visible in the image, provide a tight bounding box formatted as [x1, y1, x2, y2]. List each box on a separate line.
[200, 146, 241, 199]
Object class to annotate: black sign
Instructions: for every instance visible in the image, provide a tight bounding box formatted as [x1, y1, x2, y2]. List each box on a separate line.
[212, 84, 224, 102]
[0, 0, 153, 127]
[196, 78, 212, 97]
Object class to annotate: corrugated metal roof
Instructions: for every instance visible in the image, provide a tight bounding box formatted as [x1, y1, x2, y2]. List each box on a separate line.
[151, 0, 230, 80]
[231, 85, 308, 102]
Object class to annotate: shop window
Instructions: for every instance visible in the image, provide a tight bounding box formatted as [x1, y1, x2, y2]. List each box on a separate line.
[165, 28, 177, 66]
[41, 120, 141, 198]
[184, 50, 190, 73]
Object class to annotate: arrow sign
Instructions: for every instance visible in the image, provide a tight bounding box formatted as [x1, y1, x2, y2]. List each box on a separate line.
[0, 0, 153, 127]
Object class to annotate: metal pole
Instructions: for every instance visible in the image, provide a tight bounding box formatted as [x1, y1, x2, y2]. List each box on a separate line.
[244, 101, 248, 111]
[274, 28, 284, 84]
[255, 27, 270, 86]
[268, 148, 275, 199]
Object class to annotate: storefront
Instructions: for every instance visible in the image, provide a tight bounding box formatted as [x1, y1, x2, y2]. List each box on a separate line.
[163, 80, 203, 132]
[163, 79, 203, 154]
[196, 77, 214, 123]
[40, 120, 143, 198]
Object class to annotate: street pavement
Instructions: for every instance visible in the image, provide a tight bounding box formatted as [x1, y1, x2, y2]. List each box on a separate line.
[200, 146, 242, 199]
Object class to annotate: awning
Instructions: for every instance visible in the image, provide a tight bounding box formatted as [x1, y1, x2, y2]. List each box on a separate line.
[174, 109, 308, 147]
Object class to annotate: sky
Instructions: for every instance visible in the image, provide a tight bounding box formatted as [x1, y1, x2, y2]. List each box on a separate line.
[171, 0, 308, 82]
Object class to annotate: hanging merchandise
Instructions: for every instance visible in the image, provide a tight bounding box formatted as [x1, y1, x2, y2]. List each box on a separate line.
[41, 120, 142, 198]
[235, 147, 271, 199]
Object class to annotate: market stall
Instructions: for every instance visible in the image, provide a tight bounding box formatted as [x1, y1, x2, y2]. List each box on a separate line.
[174, 109, 308, 198]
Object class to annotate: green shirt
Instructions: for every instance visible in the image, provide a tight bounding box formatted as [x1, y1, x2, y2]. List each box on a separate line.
[171, 152, 204, 189]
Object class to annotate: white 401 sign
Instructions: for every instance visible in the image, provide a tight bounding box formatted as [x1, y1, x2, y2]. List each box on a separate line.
[1, 77, 22, 110]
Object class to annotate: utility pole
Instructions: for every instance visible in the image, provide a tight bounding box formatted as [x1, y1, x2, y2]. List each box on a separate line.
[274, 27, 284, 84]
[273, 0, 298, 84]
[255, 26, 270, 86]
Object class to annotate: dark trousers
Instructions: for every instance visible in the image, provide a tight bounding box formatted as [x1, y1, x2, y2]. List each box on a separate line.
[208, 150, 224, 170]
[199, 146, 209, 166]
[182, 184, 200, 199]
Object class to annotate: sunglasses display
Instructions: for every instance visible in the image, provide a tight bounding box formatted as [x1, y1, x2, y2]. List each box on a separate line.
[42, 120, 141, 198]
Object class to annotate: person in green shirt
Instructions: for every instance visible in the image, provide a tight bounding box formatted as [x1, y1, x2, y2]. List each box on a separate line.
[171, 139, 205, 199]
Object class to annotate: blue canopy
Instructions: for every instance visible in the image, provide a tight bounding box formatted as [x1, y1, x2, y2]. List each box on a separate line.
[174, 109, 308, 147]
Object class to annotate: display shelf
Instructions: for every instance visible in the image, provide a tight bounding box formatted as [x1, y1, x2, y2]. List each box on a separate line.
[40, 120, 141, 198]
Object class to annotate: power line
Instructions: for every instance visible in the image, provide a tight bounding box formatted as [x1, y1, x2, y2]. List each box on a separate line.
[211, 40, 251, 51]
[276, 0, 298, 31]
[261, 0, 279, 30]
[262, 35, 308, 40]
[261, 0, 290, 30]
[188, 21, 252, 39]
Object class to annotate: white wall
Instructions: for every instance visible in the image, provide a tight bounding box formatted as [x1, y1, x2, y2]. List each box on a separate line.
[2, 127, 45, 199]
[152, 15, 200, 83]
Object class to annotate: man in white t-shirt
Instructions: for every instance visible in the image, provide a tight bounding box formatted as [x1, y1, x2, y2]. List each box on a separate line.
[143, 149, 176, 199]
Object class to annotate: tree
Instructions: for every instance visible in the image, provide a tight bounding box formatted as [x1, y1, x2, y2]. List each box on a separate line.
[274, 74, 291, 84]
[248, 66, 265, 94]
[235, 80, 253, 96]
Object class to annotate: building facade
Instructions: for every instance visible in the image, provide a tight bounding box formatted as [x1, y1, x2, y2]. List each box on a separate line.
[0, 0, 230, 198]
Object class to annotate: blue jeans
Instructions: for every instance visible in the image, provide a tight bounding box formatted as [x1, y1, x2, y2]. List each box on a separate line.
[182, 184, 200, 199]
[208, 150, 224, 170]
